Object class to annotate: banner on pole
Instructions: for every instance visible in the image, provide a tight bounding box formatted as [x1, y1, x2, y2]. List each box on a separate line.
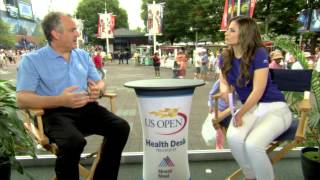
[97, 13, 115, 39]
[147, 3, 164, 35]
[249, 0, 256, 17]
[220, 0, 256, 31]
[109, 15, 116, 37]
[221, 0, 229, 31]
[97, 13, 105, 38]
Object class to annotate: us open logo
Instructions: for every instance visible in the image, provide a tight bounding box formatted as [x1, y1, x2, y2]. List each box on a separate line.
[145, 108, 188, 135]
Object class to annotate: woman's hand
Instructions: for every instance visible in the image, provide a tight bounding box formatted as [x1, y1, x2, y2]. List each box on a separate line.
[233, 112, 243, 127]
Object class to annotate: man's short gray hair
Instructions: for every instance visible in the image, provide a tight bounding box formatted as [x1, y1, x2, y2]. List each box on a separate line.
[41, 12, 72, 43]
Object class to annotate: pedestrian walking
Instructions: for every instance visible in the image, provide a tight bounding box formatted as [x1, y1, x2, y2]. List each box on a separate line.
[152, 52, 161, 78]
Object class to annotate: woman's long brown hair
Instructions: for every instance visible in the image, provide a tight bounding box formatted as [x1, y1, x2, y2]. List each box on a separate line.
[221, 16, 263, 87]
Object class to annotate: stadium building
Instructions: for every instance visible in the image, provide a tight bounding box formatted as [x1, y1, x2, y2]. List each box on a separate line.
[0, 0, 40, 48]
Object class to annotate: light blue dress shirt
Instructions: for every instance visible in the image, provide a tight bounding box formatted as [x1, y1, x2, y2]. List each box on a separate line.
[16, 45, 100, 96]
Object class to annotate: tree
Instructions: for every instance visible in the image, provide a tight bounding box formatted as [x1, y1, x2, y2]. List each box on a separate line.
[186, 0, 224, 43]
[254, 0, 306, 36]
[0, 19, 15, 48]
[76, 0, 129, 45]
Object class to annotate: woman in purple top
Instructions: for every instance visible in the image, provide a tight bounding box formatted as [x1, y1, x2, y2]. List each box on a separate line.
[220, 16, 292, 180]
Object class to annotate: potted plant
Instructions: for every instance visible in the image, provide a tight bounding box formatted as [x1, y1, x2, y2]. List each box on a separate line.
[0, 79, 35, 180]
[301, 76, 320, 179]
[273, 36, 320, 180]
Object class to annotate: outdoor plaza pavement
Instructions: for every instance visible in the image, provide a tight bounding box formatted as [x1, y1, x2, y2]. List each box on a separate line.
[0, 60, 304, 180]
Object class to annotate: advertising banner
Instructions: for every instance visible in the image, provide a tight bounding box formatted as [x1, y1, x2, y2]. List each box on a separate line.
[97, 13, 115, 39]
[136, 92, 193, 180]
[221, 0, 230, 30]
[249, 0, 256, 17]
[220, 0, 256, 31]
[109, 15, 116, 36]
[18, 0, 34, 20]
[297, 9, 309, 32]
[75, 19, 83, 40]
[147, 3, 163, 35]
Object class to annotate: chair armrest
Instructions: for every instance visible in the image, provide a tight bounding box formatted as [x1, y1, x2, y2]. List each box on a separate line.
[212, 92, 231, 124]
[23, 109, 49, 145]
[295, 95, 312, 141]
[29, 108, 45, 116]
[102, 92, 117, 98]
[213, 108, 231, 124]
[102, 92, 117, 113]
[299, 99, 311, 112]
[212, 92, 222, 101]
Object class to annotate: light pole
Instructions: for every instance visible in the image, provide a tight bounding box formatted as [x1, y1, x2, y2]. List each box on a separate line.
[189, 27, 198, 47]
[152, 0, 157, 53]
[104, 2, 109, 54]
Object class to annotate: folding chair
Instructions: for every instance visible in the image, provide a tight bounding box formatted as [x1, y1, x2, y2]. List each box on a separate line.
[22, 92, 117, 180]
[226, 69, 313, 180]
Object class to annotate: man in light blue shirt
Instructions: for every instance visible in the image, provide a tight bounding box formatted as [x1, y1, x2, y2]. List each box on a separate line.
[17, 44, 100, 96]
[16, 12, 130, 180]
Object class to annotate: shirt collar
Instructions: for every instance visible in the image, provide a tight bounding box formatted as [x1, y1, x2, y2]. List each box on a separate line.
[45, 44, 62, 59]
[45, 44, 75, 60]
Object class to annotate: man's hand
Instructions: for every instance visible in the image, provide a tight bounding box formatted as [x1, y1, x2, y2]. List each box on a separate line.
[60, 86, 89, 108]
[87, 80, 102, 102]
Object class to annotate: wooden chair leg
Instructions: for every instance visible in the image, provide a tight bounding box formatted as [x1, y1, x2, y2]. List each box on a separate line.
[79, 164, 90, 178]
[87, 150, 101, 180]
[226, 168, 242, 180]
[266, 141, 281, 153]
[85, 137, 104, 180]
[270, 142, 297, 164]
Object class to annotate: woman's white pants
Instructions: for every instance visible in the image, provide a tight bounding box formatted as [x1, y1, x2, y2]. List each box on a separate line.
[226, 102, 292, 180]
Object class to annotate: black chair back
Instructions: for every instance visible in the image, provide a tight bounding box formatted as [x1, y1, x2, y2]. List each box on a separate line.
[269, 69, 313, 92]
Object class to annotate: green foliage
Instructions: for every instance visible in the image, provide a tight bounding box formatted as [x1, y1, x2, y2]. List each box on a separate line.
[274, 36, 309, 68]
[0, 80, 35, 178]
[304, 151, 320, 161]
[76, 0, 129, 45]
[0, 19, 15, 48]
[139, 0, 310, 44]
[284, 92, 304, 116]
[254, 0, 306, 36]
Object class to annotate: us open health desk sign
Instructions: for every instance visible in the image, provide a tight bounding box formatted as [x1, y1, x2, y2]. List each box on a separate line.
[124, 79, 204, 180]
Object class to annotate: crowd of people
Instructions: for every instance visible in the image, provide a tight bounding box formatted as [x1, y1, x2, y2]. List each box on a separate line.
[0, 49, 26, 70]
[268, 48, 320, 71]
